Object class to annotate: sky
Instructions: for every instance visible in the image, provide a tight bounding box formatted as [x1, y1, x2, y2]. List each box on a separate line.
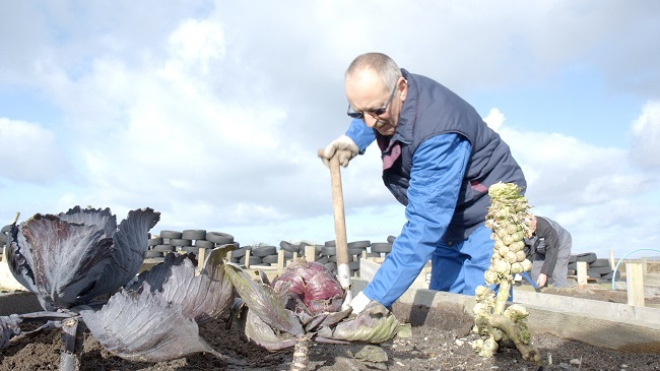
[1, 1, 659, 260]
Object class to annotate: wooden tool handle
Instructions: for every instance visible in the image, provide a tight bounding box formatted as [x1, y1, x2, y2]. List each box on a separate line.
[318, 149, 352, 307]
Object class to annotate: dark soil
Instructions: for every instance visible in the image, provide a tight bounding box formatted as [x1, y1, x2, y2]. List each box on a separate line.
[2, 288, 660, 371]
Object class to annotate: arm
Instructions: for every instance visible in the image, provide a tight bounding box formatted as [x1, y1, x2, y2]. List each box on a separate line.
[536, 217, 560, 277]
[362, 134, 471, 307]
[345, 118, 376, 154]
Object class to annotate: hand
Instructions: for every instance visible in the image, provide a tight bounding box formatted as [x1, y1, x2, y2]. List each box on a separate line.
[321, 135, 359, 167]
[537, 273, 548, 289]
[349, 291, 371, 314]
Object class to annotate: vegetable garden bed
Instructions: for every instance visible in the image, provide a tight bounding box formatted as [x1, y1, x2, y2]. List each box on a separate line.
[2, 297, 659, 371]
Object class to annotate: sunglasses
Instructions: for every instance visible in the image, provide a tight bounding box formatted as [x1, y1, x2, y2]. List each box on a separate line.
[346, 82, 398, 119]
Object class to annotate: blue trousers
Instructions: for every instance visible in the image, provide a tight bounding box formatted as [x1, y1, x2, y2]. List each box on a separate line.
[429, 225, 494, 296]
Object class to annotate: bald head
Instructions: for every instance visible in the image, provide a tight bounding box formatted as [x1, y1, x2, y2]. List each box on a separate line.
[344, 53, 406, 135]
[345, 53, 402, 93]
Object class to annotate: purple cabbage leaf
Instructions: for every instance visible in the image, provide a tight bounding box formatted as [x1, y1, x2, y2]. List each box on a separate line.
[6, 207, 159, 311]
[224, 261, 304, 337]
[0, 315, 22, 349]
[80, 246, 238, 362]
[80, 286, 219, 362]
[225, 259, 402, 357]
[233, 301, 297, 351]
[125, 244, 236, 321]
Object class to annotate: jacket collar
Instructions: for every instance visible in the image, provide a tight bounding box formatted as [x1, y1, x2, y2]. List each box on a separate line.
[376, 69, 417, 170]
[376, 69, 416, 153]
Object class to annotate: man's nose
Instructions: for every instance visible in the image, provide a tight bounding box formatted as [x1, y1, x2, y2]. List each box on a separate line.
[363, 114, 378, 128]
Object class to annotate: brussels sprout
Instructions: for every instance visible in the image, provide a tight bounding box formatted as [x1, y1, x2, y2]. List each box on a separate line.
[505, 251, 518, 264]
[473, 182, 540, 364]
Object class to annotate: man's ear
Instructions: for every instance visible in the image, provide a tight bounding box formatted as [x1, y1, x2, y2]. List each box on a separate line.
[400, 78, 408, 102]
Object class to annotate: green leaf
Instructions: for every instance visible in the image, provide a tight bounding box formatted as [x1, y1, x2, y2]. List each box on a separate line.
[223, 263, 303, 336]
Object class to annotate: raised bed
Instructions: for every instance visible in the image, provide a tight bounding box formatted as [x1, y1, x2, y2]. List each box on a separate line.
[2, 275, 660, 370]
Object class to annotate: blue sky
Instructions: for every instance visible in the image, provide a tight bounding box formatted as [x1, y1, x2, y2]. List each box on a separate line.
[1, 1, 659, 259]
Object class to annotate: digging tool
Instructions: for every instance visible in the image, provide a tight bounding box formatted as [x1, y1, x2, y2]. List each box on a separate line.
[520, 272, 542, 293]
[318, 149, 352, 310]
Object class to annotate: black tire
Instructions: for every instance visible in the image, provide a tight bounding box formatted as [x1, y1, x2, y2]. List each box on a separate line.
[349, 260, 360, 271]
[261, 255, 279, 264]
[590, 259, 610, 268]
[371, 243, 393, 253]
[601, 270, 621, 280]
[324, 262, 337, 271]
[348, 240, 371, 249]
[321, 246, 336, 256]
[148, 237, 163, 246]
[169, 238, 192, 247]
[315, 245, 324, 253]
[152, 244, 175, 252]
[281, 250, 294, 258]
[252, 246, 277, 257]
[568, 262, 577, 270]
[315, 256, 329, 264]
[160, 230, 182, 239]
[219, 242, 241, 249]
[387, 235, 397, 244]
[231, 247, 250, 258]
[0, 234, 7, 244]
[280, 241, 299, 252]
[145, 251, 163, 258]
[181, 246, 199, 254]
[575, 252, 597, 264]
[329, 255, 353, 263]
[591, 265, 614, 275]
[195, 240, 214, 249]
[348, 248, 367, 256]
[206, 232, 234, 244]
[240, 256, 262, 266]
[587, 268, 602, 278]
[568, 255, 577, 263]
[324, 240, 336, 247]
[366, 252, 381, 258]
[182, 229, 206, 240]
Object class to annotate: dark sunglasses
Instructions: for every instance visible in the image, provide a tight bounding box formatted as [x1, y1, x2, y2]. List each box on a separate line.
[347, 82, 398, 119]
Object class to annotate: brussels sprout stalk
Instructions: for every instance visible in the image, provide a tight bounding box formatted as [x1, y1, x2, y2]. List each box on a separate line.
[471, 182, 541, 363]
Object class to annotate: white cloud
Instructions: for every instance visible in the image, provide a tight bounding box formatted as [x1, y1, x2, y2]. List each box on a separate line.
[1, 1, 659, 259]
[631, 100, 660, 168]
[164, 19, 226, 77]
[0, 118, 73, 183]
[493, 109, 660, 257]
[483, 108, 505, 131]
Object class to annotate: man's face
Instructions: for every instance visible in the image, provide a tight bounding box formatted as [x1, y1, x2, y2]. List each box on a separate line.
[345, 68, 403, 136]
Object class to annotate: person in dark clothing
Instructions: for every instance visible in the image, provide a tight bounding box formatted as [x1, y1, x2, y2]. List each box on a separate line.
[319, 52, 526, 313]
[523, 215, 572, 288]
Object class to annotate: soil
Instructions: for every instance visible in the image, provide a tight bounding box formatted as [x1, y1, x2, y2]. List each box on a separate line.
[2, 286, 660, 371]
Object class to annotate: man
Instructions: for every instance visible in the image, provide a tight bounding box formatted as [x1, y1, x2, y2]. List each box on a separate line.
[523, 215, 572, 288]
[320, 52, 526, 313]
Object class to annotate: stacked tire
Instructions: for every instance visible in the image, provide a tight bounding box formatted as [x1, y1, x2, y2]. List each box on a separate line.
[568, 252, 620, 281]
[241, 237, 397, 275]
[148, 230, 237, 262]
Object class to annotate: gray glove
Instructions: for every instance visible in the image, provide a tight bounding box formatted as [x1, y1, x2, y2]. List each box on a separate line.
[321, 135, 359, 167]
